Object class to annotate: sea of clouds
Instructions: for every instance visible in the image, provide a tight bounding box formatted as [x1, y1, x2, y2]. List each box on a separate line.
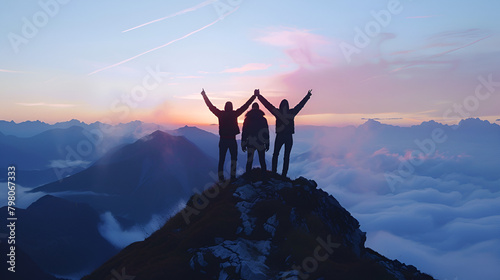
[287, 119, 500, 280]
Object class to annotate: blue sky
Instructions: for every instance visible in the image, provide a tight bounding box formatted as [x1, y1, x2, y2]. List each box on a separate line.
[1, 0, 499, 126]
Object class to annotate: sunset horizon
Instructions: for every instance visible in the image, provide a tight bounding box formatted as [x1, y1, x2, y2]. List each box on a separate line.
[2, 114, 499, 129]
[2, 1, 499, 128]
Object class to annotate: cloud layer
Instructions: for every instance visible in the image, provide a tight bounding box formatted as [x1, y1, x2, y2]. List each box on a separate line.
[286, 119, 500, 280]
[98, 199, 187, 248]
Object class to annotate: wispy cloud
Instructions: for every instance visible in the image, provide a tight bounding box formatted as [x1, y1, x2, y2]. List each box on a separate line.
[16, 102, 77, 108]
[222, 63, 271, 73]
[0, 68, 30, 74]
[175, 75, 203, 79]
[406, 15, 439, 19]
[88, 7, 239, 76]
[122, 0, 217, 33]
[361, 117, 403, 120]
[256, 27, 331, 67]
[256, 27, 330, 48]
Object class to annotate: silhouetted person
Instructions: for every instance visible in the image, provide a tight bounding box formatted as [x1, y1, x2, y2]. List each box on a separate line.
[256, 89, 312, 177]
[201, 89, 256, 181]
[241, 99, 270, 174]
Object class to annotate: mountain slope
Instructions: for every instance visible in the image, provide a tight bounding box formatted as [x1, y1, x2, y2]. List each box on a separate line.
[0, 195, 117, 277]
[0, 120, 165, 187]
[171, 125, 220, 160]
[0, 125, 126, 187]
[0, 242, 61, 280]
[0, 126, 82, 170]
[32, 130, 218, 223]
[83, 170, 434, 280]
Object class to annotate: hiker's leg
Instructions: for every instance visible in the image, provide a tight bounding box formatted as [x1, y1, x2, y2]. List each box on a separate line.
[258, 148, 267, 171]
[228, 139, 238, 179]
[218, 139, 229, 180]
[282, 134, 293, 177]
[272, 134, 284, 173]
[246, 148, 255, 173]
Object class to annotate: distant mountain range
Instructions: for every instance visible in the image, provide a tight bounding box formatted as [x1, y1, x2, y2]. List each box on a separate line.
[1, 117, 497, 189]
[0, 119, 166, 138]
[0, 126, 100, 170]
[0, 120, 171, 187]
[0, 120, 257, 188]
[0, 119, 88, 137]
[0, 195, 117, 277]
[291, 118, 500, 181]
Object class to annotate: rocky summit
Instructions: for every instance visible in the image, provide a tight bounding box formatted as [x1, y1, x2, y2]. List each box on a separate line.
[83, 170, 435, 280]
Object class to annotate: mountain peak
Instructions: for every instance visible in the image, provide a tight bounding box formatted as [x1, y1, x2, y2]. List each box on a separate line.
[150, 129, 171, 137]
[139, 129, 176, 142]
[458, 117, 493, 128]
[178, 125, 199, 131]
[420, 119, 439, 126]
[57, 118, 84, 126]
[83, 170, 434, 280]
[359, 118, 384, 129]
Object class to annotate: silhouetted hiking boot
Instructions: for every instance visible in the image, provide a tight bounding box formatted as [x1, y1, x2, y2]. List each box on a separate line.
[281, 173, 291, 181]
[261, 171, 268, 181]
[241, 172, 252, 181]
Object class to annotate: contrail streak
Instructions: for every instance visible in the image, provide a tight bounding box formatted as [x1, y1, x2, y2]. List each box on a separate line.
[16, 102, 76, 108]
[122, 0, 217, 33]
[88, 7, 238, 76]
[0, 68, 28, 73]
[390, 35, 492, 73]
[429, 35, 491, 58]
[406, 15, 439, 19]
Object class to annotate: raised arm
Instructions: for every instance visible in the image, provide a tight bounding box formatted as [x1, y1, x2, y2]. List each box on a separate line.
[291, 89, 312, 115]
[256, 90, 279, 117]
[234, 93, 257, 116]
[201, 89, 222, 117]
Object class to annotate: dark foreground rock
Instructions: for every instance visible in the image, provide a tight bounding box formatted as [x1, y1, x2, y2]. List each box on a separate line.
[83, 170, 435, 280]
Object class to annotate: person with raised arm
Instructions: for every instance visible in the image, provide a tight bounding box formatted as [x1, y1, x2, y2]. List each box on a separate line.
[201, 89, 256, 181]
[256, 89, 312, 177]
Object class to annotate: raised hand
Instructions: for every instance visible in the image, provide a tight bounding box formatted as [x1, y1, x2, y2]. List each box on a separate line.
[254, 89, 260, 96]
[307, 89, 313, 96]
[201, 88, 206, 96]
